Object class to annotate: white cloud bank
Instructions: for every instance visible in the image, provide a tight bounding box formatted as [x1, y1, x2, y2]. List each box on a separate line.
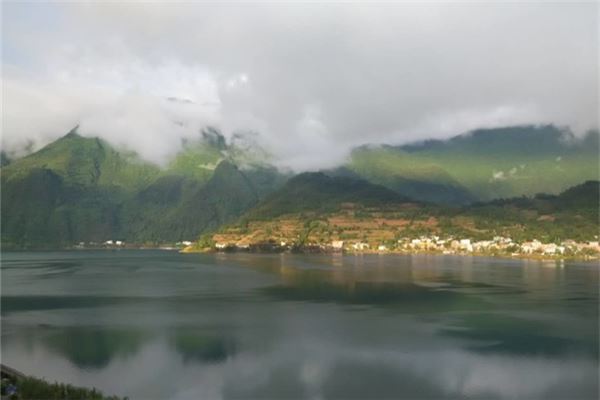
[2, 2, 598, 169]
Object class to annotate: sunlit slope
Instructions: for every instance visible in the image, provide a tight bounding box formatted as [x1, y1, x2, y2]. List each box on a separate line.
[167, 128, 227, 182]
[347, 125, 599, 202]
[1, 130, 160, 189]
[347, 147, 476, 205]
[168, 128, 278, 182]
[1, 131, 159, 247]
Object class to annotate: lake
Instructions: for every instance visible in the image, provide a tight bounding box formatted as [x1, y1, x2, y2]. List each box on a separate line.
[1, 251, 598, 399]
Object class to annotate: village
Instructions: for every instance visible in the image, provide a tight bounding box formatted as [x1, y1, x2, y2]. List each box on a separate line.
[206, 235, 600, 259]
[73, 240, 194, 250]
[69, 231, 600, 260]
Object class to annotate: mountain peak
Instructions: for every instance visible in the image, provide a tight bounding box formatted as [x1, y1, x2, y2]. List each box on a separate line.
[63, 125, 82, 139]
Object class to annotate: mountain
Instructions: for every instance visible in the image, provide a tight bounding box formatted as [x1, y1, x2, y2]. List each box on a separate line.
[199, 179, 599, 251]
[345, 125, 599, 204]
[471, 180, 599, 222]
[119, 161, 264, 241]
[553, 180, 599, 210]
[203, 173, 418, 250]
[460, 180, 599, 242]
[1, 128, 287, 249]
[1, 131, 158, 248]
[246, 172, 411, 220]
[1, 129, 160, 189]
[2, 124, 598, 249]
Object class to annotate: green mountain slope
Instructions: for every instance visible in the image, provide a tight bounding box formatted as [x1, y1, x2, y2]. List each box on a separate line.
[470, 180, 599, 221]
[167, 128, 227, 182]
[346, 125, 599, 204]
[1, 131, 157, 247]
[202, 179, 599, 252]
[345, 147, 476, 205]
[2, 124, 597, 249]
[2, 129, 160, 189]
[1, 129, 286, 248]
[247, 172, 411, 219]
[460, 180, 599, 242]
[120, 161, 262, 241]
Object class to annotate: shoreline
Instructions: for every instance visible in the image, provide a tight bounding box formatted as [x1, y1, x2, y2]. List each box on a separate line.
[180, 246, 599, 262]
[1, 246, 597, 263]
[1, 364, 123, 400]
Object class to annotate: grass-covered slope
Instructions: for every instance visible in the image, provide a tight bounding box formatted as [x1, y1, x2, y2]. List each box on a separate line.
[347, 125, 599, 203]
[345, 147, 476, 205]
[2, 129, 160, 189]
[167, 127, 227, 182]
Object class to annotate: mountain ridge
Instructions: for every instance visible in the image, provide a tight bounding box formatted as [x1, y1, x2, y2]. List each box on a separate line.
[197, 179, 599, 253]
[345, 125, 599, 203]
[1, 124, 598, 249]
[1, 128, 286, 248]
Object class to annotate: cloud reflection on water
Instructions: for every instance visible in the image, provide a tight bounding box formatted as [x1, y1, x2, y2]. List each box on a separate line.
[1, 252, 597, 399]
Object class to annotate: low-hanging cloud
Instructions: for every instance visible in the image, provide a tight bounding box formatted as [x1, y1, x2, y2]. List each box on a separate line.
[2, 2, 597, 169]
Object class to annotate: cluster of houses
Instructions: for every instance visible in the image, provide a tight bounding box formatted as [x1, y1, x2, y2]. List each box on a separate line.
[211, 235, 600, 258]
[104, 240, 125, 246]
[362, 236, 599, 257]
[391, 236, 599, 256]
[74, 240, 126, 248]
[74, 240, 194, 249]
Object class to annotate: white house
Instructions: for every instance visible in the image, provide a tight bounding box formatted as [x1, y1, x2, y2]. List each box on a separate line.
[352, 242, 370, 251]
[331, 240, 344, 250]
[541, 243, 557, 255]
[459, 239, 473, 252]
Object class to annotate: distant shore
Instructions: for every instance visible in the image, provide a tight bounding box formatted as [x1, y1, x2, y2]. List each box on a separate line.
[2, 244, 597, 263]
[180, 246, 599, 262]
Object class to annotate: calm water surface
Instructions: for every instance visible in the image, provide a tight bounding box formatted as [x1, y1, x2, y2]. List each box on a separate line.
[1, 251, 598, 399]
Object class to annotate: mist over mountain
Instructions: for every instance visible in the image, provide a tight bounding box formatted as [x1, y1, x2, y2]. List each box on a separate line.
[2, 2, 598, 248]
[341, 125, 599, 203]
[3, 7, 600, 400]
[0, 128, 287, 248]
[1, 124, 597, 248]
[3, 3, 597, 170]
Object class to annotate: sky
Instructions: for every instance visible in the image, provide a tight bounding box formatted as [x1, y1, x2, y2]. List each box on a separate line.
[2, 2, 598, 169]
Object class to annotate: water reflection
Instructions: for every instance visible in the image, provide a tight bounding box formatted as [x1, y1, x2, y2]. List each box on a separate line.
[261, 278, 486, 312]
[320, 360, 459, 400]
[43, 327, 148, 369]
[2, 295, 132, 315]
[440, 313, 599, 359]
[0, 251, 598, 399]
[170, 328, 236, 364]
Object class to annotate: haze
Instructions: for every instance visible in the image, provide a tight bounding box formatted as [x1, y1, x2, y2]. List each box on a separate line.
[2, 2, 598, 169]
